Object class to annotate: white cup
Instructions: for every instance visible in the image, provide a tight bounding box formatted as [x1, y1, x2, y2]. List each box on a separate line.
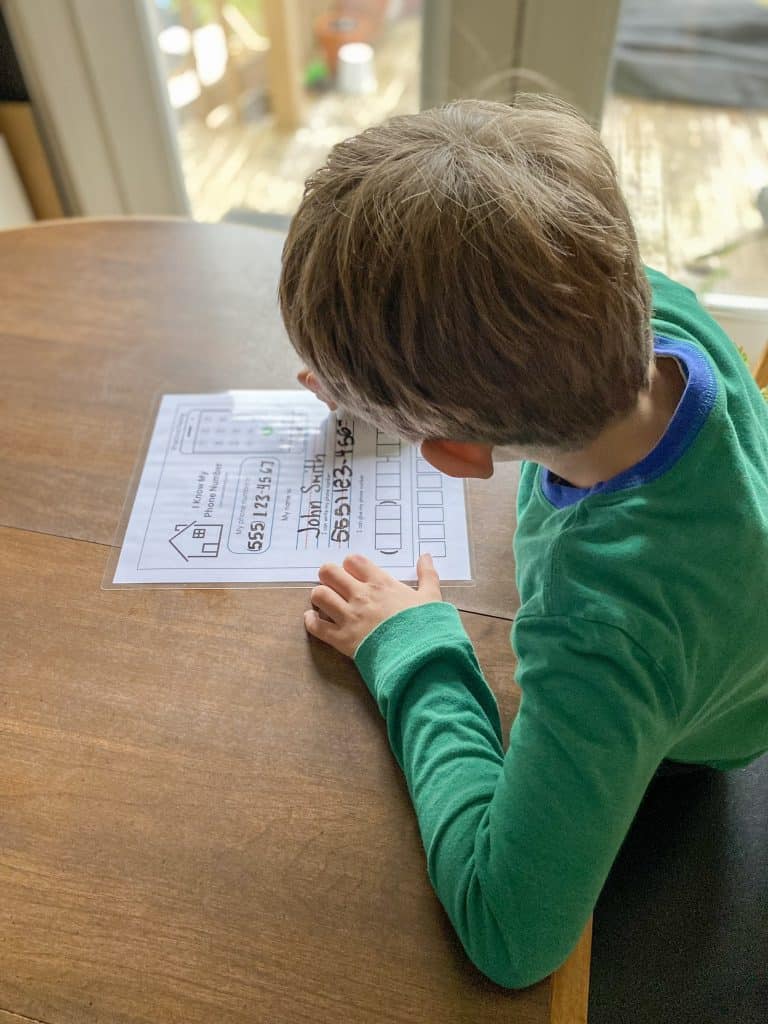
[337, 42, 377, 95]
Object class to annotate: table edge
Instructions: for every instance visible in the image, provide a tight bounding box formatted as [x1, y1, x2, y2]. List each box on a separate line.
[0, 214, 286, 239]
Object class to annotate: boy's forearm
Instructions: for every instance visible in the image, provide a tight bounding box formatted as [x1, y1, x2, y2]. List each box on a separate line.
[355, 603, 505, 766]
[355, 604, 564, 988]
[385, 659, 561, 989]
[355, 606, 675, 990]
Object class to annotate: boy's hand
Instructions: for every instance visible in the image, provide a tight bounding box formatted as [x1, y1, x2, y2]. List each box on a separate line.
[305, 553, 442, 657]
[297, 367, 338, 411]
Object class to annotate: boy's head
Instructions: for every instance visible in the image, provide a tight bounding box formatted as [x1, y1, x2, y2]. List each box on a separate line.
[279, 94, 652, 464]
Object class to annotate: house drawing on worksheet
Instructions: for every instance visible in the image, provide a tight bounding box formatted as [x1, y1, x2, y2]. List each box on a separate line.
[169, 522, 223, 560]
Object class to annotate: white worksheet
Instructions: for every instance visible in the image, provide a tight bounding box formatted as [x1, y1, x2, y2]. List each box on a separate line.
[112, 392, 472, 584]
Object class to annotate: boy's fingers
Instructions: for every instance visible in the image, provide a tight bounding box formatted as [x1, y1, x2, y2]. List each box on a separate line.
[416, 554, 442, 599]
[342, 553, 382, 583]
[310, 584, 348, 622]
[318, 562, 359, 598]
[304, 609, 340, 646]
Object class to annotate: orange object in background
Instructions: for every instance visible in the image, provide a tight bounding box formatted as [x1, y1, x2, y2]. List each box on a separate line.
[314, 1, 388, 75]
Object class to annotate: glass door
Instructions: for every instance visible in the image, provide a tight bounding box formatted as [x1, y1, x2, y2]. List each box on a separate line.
[151, 0, 424, 224]
[601, 0, 768, 363]
[21, 0, 764, 367]
[603, 0, 768, 294]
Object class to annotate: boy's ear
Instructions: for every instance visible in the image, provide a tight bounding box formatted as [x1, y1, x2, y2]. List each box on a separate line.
[419, 440, 494, 479]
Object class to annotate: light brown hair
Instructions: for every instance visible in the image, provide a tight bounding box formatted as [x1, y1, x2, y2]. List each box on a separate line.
[279, 94, 652, 450]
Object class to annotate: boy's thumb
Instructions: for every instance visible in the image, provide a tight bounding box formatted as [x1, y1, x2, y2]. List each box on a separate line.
[416, 553, 442, 599]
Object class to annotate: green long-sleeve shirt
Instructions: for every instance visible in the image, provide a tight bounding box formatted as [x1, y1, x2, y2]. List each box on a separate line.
[353, 268, 768, 988]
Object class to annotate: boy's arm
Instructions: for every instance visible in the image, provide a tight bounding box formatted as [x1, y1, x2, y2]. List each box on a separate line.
[355, 603, 678, 989]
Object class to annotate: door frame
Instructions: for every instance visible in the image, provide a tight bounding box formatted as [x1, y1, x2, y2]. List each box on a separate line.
[4, 0, 188, 216]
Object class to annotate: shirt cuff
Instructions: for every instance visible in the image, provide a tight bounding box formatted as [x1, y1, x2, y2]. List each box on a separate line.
[354, 602, 473, 701]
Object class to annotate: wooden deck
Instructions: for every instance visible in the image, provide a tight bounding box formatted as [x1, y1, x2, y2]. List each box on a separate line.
[175, 15, 768, 297]
[602, 96, 768, 296]
[176, 16, 420, 222]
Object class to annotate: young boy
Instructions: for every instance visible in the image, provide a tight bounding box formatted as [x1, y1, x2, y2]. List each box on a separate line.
[278, 94, 768, 989]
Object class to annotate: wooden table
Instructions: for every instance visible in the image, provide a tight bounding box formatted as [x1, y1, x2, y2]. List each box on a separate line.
[0, 220, 590, 1024]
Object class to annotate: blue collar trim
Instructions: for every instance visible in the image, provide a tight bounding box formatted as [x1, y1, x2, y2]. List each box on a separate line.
[540, 336, 718, 509]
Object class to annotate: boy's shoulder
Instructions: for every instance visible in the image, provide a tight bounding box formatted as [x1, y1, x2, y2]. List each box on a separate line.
[515, 267, 768, 656]
[646, 266, 757, 382]
[646, 265, 767, 431]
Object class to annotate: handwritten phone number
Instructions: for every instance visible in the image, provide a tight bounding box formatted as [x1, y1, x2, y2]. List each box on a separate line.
[247, 459, 276, 552]
[331, 420, 354, 544]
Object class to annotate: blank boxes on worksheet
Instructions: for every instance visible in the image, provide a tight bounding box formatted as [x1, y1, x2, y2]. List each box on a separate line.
[375, 502, 402, 552]
[419, 540, 447, 557]
[417, 490, 442, 505]
[417, 506, 443, 523]
[375, 430, 403, 551]
[418, 523, 445, 540]
[416, 458, 447, 558]
[376, 459, 401, 502]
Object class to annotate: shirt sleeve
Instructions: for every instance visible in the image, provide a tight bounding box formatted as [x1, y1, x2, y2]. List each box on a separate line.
[354, 603, 679, 989]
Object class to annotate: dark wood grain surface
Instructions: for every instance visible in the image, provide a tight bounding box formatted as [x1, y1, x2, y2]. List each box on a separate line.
[0, 220, 587, 1024]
